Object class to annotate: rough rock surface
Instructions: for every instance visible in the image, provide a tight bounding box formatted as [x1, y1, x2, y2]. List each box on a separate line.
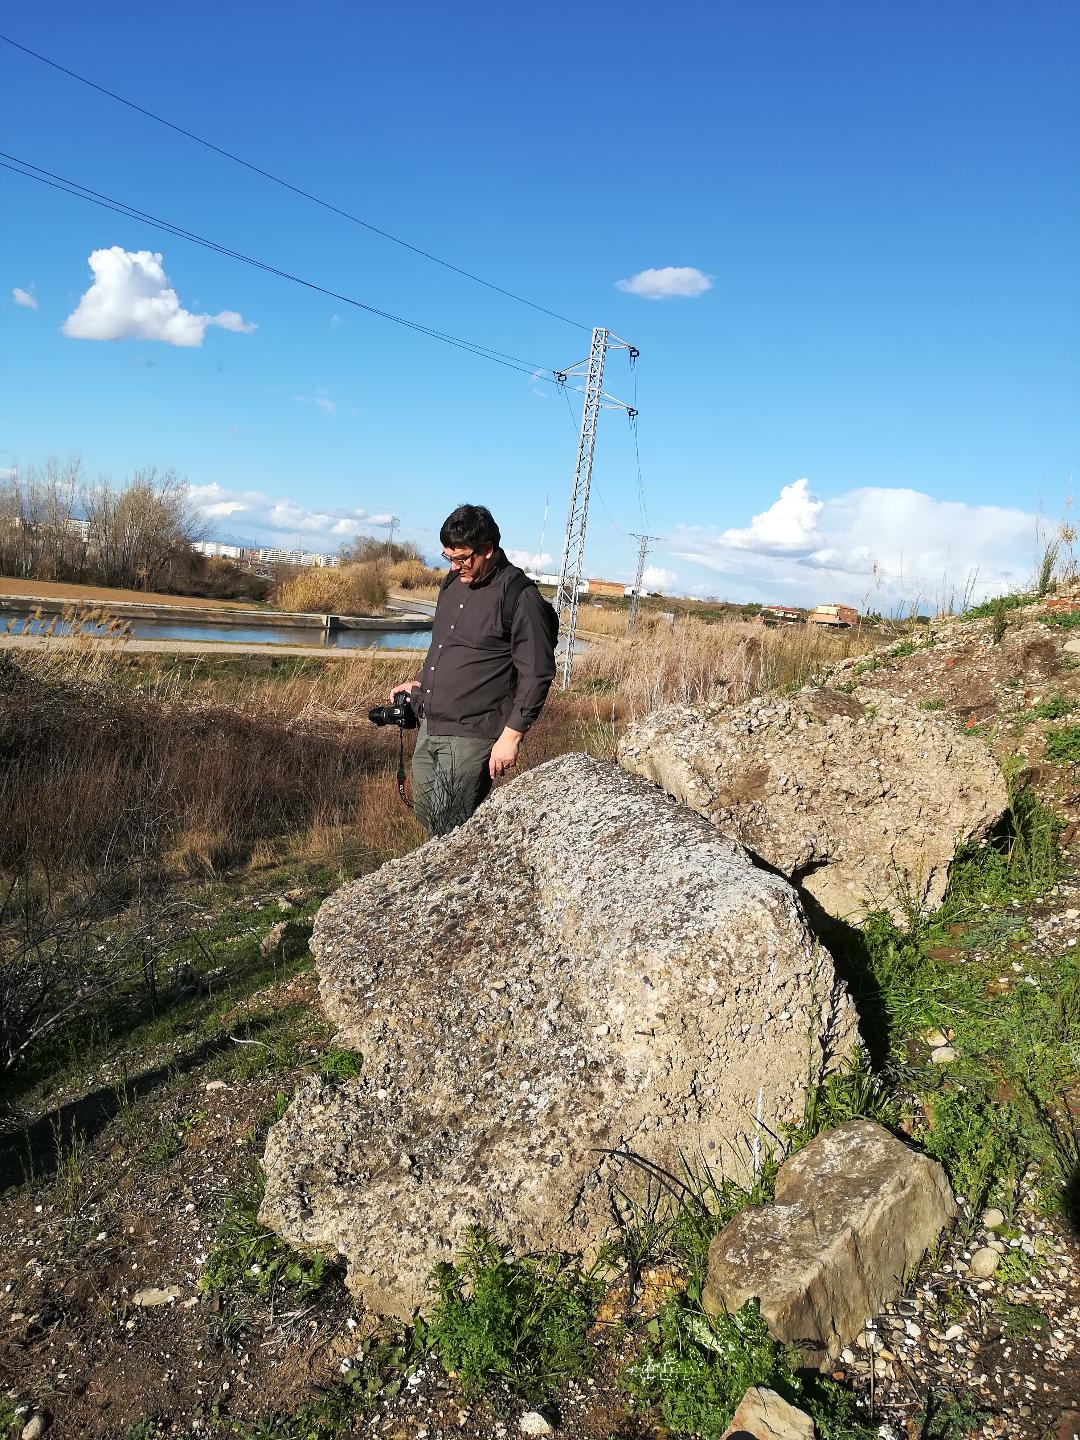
[619, 689, 1007, 924]
[721, 1386, 814, 1439]
[260, 754, 858, 1319]
[703, 1119, 956, 1367]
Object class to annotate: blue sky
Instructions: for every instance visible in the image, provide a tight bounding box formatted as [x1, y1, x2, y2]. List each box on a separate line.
[2, 1, 1077, 609]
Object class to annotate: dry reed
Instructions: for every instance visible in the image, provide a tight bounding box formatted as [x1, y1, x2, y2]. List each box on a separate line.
[576, 615, 870, 718]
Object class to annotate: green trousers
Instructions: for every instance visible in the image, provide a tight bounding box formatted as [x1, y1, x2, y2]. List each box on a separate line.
[411, 720, 494, 835]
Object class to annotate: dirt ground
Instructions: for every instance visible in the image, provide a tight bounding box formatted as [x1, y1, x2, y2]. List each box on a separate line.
[0, 578, 259, 611]
[4, 590, 1080, 1439]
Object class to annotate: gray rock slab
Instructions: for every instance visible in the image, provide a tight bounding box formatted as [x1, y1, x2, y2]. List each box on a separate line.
[259, 754, 858, 1319]
[722, 1386, 815, 1439]
[618, 690, 1007, 925]
[703, 1119, 956, 1367]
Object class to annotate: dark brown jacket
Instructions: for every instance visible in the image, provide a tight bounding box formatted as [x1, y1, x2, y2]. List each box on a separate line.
[412, 550, 556, 740]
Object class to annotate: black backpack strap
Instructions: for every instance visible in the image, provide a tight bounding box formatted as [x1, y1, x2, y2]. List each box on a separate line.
[501, 570, 534, 637]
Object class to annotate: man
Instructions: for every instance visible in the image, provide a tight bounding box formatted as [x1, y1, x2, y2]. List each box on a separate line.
[389, 503, 557, 834]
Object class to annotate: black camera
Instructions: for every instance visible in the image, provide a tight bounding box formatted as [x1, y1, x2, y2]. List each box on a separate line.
[368, 689, 418, 729]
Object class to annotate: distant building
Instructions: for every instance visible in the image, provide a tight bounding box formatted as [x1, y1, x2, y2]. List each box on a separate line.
[807, 603, 859, 629]
[193, 540, 242, 560]
[755, 604, 803, 625]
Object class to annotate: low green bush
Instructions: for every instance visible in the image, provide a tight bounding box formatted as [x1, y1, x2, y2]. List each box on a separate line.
[626, 1297, 873, 1439]
[423, 1227, 601, 1402]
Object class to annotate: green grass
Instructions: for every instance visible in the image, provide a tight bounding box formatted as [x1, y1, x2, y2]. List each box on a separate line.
[820, 775, 1078, 1216]
[962, 592, 1033, 620]
[200, 1163, 335, 1302]
[1044, 725, 1080, 763]
[1043, 608, 1080, 630]
[1033, 694, 1075, 719]
[423, 1227, 602, 1403]
[317, 1045, 363, 1083]
[996, 1299, 1049, 1340]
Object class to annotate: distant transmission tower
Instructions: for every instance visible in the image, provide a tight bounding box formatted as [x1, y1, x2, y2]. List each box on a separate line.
[628, 532, 660, 629]
[554, 327, 638, 688]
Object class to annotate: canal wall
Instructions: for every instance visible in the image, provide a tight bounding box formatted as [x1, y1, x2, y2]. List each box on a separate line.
[0, 593, 432, 631]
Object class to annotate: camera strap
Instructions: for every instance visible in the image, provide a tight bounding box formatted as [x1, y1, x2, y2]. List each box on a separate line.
[396, 726, 412, 809]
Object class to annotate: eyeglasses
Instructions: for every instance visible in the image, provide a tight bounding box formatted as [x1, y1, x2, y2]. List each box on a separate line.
[442, 549, 479, 567]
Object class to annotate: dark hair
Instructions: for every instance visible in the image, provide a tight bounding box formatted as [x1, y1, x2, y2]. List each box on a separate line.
[440, 503, 501, 551]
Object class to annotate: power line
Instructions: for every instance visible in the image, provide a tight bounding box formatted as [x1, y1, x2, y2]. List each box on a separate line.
[0, 29, 589, 333]
[0, 151, 565, 381]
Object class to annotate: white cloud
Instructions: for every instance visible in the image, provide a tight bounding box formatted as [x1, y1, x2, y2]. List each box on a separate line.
[719, 478, 824, 554]
[12, 287, 37, 310]
[62, 248, 256, 347]
[0, 466, 16, 481]
[294, 390, 337, 414]
[188, 481, 399, 549]
[672, 478, 1038, 611]
[642, 565, 677, 591]
[202, 500, 248, 517]
[507, 549, 554, 572]
[615, 266, 713, 301]
[330, 313, 343, 328]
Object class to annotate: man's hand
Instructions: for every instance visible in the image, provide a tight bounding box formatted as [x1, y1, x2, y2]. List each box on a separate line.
[387, 679, 420, 703]
[489, 727, 523, 778]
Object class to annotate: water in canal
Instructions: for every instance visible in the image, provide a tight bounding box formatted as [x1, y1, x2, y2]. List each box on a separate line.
[3, 611, 431, 651]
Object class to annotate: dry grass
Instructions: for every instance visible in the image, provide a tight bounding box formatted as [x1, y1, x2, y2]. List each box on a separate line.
[270, 562, 388, 616]
[576, 615, 871, 717]
[387, 557, 447, 591]
[0, 644, 416, 879]
[0, 606, 875, 886]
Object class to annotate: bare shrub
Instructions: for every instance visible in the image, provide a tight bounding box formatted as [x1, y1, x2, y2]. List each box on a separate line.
[271, 563, 388, 615]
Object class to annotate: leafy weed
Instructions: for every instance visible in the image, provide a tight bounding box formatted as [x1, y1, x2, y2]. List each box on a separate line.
[424, 1226, 602, 1403]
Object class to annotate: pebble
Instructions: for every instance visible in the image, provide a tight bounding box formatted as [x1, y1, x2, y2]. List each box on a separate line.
[205, 1080, 228, 1092]
[519, 1413, 555, 1436]
[930, 1045, 958, 1064]
[982, 1208, 1006, 1230]
[969, 1248, 1001, 1278]
[21, 1417, 49, 1440]
[133, 1285, 182, 1307]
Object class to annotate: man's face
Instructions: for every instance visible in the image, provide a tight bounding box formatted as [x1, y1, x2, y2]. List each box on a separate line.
[442, 543, 494, 583]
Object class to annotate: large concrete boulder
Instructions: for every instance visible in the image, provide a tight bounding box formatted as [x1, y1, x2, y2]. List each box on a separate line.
[703, 1119, 956, 1367]
[619, 689, 1007, 925]
[260, 754, 858, 1319]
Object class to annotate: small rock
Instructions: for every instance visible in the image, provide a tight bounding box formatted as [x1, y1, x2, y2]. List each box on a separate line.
[259, 921, 290, 957]
[205, 1080, 228, 1092]
[981, 1208, 1005, 1230]
[21, 1415, 49, 1440]
[968, 1248, 1000, 1278]
[721, 1386, 814, 1439]
[944, 1323, 965, 1341]
[519, 1412, 555, 1437]
[925, 1029, 950, 1048]
[930, 1045, 958, 1064]
[133, 1285, 182, 1307]
[1055, 1410, 1080, 1440]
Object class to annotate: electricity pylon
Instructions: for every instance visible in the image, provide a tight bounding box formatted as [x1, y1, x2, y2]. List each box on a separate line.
[553, 327, 638, 688]
[628, 531, 660, 629]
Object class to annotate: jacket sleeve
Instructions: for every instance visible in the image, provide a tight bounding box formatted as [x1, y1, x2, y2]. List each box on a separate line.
[505, 585, 557, 733]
